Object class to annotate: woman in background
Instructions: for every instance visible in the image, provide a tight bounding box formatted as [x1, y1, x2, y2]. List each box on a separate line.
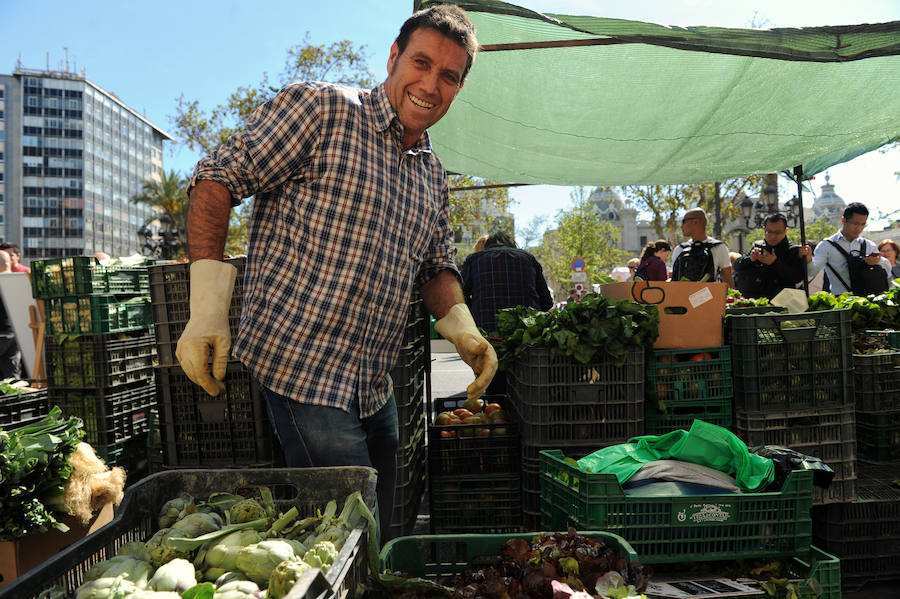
[635, 240, 672, 281]
[878, 239, 900, 280]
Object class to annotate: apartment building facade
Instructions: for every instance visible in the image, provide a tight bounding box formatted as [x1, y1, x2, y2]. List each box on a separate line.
[0, 67, 171, 264]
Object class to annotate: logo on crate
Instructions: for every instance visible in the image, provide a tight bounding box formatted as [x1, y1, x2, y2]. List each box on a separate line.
[675, 503, 735, 525]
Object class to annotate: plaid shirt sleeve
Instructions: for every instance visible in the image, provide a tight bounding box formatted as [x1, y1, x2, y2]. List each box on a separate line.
[188, 83, 323, 203]
[415, 171, 460, 287]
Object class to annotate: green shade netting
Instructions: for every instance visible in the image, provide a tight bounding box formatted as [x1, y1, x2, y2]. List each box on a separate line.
[418, 0, 900, 185]
[577, 420, 775, 492]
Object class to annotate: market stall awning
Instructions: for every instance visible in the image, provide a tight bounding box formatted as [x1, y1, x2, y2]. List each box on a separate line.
[418, 0, 900, 185]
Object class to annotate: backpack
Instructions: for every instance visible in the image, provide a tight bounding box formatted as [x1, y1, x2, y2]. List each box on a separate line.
[672, 240, 722, 282]
[825, 239, 889, 295]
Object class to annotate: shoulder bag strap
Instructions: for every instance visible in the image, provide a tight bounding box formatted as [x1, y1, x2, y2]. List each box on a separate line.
[824, 240, 853, 291]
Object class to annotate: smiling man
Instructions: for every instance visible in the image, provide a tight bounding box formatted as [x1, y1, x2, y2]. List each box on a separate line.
[176, 4, 496, 544]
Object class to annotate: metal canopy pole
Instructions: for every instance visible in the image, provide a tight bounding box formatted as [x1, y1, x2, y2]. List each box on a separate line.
[793, 165, 810, 297]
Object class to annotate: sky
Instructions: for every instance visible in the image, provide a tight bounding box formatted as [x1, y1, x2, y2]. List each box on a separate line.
[2, 0, 898, 243]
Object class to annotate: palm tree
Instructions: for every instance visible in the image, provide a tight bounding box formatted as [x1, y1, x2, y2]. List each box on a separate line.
[131, 170, 188, 258]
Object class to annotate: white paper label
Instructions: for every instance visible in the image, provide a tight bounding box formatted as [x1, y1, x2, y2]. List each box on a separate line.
[688, 286, 713, 308]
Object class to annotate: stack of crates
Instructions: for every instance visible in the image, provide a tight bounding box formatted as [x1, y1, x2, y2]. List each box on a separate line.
[31, 256, 157, 474]
[812, 460, 900, 592]
[388, 295, 428, 538]
[727, 309, 857, 504]
[0, 385, 49, 431]
[644, 346, 733, 435]
[507, 346, 645, 529]
[427, 394, 521, 533]
[852, 349, 900, 462]
[148, 257, 281, 469]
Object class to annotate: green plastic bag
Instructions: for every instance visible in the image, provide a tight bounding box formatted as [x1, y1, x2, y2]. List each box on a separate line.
[577, 420, 774, 492]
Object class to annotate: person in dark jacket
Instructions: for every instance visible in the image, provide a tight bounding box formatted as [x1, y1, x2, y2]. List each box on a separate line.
[635, 240, 672, 281]
[733, 213, 806, 299]
[461, 230, 553, 394]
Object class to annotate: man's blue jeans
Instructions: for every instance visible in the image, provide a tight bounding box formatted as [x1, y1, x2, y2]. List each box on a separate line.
[261, 387, 399, 545]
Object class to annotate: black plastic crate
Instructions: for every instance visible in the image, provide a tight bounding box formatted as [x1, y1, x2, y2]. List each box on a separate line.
[148, 257, 246, 366]
[812, 461, 900, 591]
[93, 433, 150, 481]
[430, 474, 522, 533]
[521, 443, 595, 532]
[45, 330, 156, 389]
[391, 344, 425, 385]
[428, 395, 519, 477]
[50, 382, 156, 447]
[395, 368, 425, 445]
[507, 347, 644, 446]
[856, 410, 900, 462]
[391, 457, 426, 539]
[1, 467, 376, 599]
[0, 387, 48, 431]
[735, 404, 857, 504]
[853, 351, 900, 412]
[645, 398, 733, 435]
[155, 361, 280, 468]
[396, 424, 426, 488]
[726, 309, 853, 412]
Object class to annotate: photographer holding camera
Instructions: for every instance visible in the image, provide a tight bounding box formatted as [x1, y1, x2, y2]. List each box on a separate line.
[733, 213, 807, 299]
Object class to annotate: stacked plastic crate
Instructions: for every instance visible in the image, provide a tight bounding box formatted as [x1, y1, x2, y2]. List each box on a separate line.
[31, 256, 157, 473]
[427, 394, 521, 533]
[507, 346, 645, 529]
[644, 346, 734, 435]
[727, 309, 857, 504]
[148, 257, 281, 469]
[388, 294, 428, 538]
[852, 348, 900, 462]
[812, 460, 900, 593]
[0, 385, 49, 431]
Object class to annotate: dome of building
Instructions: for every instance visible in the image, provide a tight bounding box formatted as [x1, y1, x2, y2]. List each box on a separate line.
[589, 187, 625, 221]
[811, 173, 846, 225]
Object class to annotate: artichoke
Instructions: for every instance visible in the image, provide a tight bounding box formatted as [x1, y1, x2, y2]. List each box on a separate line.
[146, 512, 225, 567]
[158, 493, 194, 528]
[148, 558, 197, 593]
[268, 559, 310, 599]
[145, 528, 180, 568]
[200, 529, 265, 581]
[126, 592, 183, 599]
[214, 579, 263, 599]
[74, 575, 139, 599]
[229, 498, 267, 524]
[116, 541, 149, 560]
[303, 540, 337, 573]
[234, 540, 299, 586]
[172, 511, 225, 536]
[83, 555, 154, 589]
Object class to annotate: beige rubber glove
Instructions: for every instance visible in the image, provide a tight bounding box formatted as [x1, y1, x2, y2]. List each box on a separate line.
[434, 303, 498, 400]
[175, 259, 238, 396]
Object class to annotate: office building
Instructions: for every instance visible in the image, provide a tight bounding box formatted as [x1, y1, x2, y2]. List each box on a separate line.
[0, 65, 171, 263]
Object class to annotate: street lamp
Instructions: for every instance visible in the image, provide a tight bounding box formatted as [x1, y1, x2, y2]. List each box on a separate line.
[783, 196, 802, 228]
[138, 213, 182, 260]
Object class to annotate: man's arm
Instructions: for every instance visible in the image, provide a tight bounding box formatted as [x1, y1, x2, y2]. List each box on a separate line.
[720, 266, 734, 288]
[186, 180, 233, 261]
[421, 269, 465, 319]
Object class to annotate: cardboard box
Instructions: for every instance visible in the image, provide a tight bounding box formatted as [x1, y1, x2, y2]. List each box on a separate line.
[0, 501, 114, 589]
[599, 281, 727, 349]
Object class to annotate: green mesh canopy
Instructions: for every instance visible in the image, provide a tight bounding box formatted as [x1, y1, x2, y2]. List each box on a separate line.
[418, 0, 900, 185]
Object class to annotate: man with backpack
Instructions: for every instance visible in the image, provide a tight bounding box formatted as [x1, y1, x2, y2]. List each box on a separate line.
[670, 208, 734, 287]
[806, 202, 891, 295]
[733, 214, 807, 299]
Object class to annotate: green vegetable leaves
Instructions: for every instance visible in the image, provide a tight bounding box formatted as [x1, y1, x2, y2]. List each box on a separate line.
[495, 294, 659, 367]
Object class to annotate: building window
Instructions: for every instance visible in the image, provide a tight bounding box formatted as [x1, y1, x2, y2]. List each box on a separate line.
[640, 235, 647, 247]
[0, 110, 4, 120]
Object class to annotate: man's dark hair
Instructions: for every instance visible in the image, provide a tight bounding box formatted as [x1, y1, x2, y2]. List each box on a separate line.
[395, 4, 478, 83]
[844, 202, 869, 220]
[484, 230, 516, 249]
[763, 213, 788, 228]
[0, 243, 20, 255]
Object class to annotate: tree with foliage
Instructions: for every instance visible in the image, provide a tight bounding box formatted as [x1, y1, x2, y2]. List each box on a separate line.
[518, 215, 548, 249]
[530, 187, 630, 294]
[130, 169, 189, 257]
[449, 175, 513, 262]
[620, 176, 764, 243]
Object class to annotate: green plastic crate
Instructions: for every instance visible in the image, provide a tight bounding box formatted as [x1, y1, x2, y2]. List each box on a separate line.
[45, 295, 152, 335]
[645, 398, 733, 435]
[865, 329, 900, 350]
[44, 330, 156, 388]
[31, 256, 151, 298]
[380, 531, 639, 580]
[647, 346, 733, 404]
[853, 351, 900, 412]
[539, 449, 814, 563]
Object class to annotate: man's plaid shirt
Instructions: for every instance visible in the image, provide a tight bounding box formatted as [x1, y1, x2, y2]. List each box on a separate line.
[189, 81, 458, 417]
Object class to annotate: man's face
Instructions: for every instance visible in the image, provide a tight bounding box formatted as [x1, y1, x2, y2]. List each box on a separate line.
[385, 27, 468, 149]
[681, 215, 703, 239]
[763, 221, 787, 246]
[841, 213, 867, 241]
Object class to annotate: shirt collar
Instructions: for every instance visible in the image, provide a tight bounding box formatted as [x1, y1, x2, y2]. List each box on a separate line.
[370, 83, 434, 154]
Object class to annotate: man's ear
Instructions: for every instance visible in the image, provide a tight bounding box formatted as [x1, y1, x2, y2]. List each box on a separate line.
[387, 42, 399, 73]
